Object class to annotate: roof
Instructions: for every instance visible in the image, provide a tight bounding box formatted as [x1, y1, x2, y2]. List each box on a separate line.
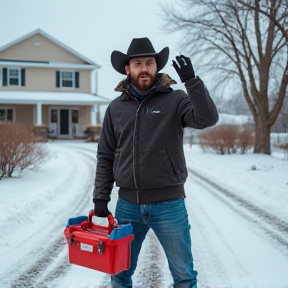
[0, 28, 100, 68]
[0, 91, 111, 105]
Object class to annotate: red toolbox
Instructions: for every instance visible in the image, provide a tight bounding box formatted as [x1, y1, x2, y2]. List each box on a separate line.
[64, 210, 134, 275]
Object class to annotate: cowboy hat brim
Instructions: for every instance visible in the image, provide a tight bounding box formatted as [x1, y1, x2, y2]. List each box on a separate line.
[111, 47, 169, 75]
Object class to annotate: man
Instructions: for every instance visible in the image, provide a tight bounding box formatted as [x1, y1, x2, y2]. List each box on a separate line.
[93, 37, 218, 288]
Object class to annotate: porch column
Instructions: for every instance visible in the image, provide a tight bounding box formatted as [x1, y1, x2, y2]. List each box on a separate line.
[91, 104, 97, 126]
[96, 104, 101, 124]
[36, 102, 43, 125]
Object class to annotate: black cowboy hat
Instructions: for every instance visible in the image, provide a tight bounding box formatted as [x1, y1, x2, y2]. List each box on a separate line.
[111, 37, 169, 75]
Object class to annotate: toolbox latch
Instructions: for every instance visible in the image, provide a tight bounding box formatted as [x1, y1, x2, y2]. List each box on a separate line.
[70, 235, 76, 246]
[98, 241, 104, 254]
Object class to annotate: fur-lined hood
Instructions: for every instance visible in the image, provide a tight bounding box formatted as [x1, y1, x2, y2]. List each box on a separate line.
[114, 73, 177, 95]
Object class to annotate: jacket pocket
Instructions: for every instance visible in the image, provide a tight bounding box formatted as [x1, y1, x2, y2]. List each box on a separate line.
[162, 148, 177, 181]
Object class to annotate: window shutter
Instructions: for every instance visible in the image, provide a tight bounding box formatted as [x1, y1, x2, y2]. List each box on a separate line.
[2, 68, 7, 86]
[56, 71, 60, 87]
[75, 72, 79, 88]
[21, 69, 26, 86]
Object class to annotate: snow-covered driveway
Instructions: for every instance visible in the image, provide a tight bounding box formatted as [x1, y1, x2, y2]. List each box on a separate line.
[186, 172, 288, 288]
[0, 141, 287, 288]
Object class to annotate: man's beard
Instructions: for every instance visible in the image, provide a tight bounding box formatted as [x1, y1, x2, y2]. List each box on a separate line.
[130, 72, 157, 92]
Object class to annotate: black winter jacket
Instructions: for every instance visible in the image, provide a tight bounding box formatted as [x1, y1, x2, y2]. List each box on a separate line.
[93, 74, 218, 204]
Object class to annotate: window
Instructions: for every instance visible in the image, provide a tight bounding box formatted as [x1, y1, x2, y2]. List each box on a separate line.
[51, 109, 58, 123]
[0, 110, 5, 121]
[61, 71, 74, 88]
[0, 108, 14, 121]
[2, 68, 25, 86]
[56, 71, 79, 88]
[7, 109, 13, 121]
[72, 110, 79, 124]
[8, 68, 20, 86]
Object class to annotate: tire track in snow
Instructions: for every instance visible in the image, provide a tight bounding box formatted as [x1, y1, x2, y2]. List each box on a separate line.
[188, 168, 288, 252]
[186, 183, 249, 286]
[8, 147, 96, 288]
[39, 149, 99, 286]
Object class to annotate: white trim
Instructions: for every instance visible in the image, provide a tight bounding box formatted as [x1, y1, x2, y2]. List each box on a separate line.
[0, 61, 99, 69]
[8, 67, 21, 86]
[91, 70, 98, 95]
[91, 105, 97, 126]
[90, 70, 95, 94]
[33, 105, 36, 125]
[0, 91, 111, 105]
[0, 29, 100, 67]
[36, 102, 42, 125]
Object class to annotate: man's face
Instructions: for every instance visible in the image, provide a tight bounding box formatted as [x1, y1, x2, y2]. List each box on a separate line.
[125, 57, 157, 92]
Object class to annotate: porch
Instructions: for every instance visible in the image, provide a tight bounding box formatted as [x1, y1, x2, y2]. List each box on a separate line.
[0, 91, 110, 141]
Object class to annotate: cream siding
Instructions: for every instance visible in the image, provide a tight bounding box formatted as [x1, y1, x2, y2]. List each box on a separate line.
[0, 33, 86, 64]
[80, 106, 92, 128]
[0, 68, 91, 93]
[13, 104, 34, 126]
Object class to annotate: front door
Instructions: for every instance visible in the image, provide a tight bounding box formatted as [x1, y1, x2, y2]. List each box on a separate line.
[60, 109, 69, 135]
[48, 107, 81, 138]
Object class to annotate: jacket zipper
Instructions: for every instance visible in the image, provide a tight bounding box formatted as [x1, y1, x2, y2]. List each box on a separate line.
[132, 94, 154, 203]
[132, 103, 140, 203]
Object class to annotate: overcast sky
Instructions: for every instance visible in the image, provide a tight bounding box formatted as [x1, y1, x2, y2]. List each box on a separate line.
[0, 0, 191, 99]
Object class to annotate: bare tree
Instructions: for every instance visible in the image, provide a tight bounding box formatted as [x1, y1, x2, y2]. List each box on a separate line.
[161, 0, 288, 154]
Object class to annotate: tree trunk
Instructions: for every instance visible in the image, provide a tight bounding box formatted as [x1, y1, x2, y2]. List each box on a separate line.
[254, 120, 271, 154]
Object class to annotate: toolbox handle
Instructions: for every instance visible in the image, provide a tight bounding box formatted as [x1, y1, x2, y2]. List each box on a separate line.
[88, 210, 119, 234]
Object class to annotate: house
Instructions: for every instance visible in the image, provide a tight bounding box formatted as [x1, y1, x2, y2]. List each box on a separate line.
[0, 29, 110, 139]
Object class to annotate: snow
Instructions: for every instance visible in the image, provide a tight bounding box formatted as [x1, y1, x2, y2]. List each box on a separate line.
[185, 146, 288, 220]
[0, 140, 288, 288]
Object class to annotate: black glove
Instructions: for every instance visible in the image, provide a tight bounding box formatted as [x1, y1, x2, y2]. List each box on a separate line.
[172, 55, 195, 83]
[94, 200, 111, 217]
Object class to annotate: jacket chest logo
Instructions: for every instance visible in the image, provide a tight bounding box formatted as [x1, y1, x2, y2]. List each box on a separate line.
[146, 107, 162, 114]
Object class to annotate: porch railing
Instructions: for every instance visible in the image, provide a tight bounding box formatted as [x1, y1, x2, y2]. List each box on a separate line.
[84, 125, 102, 142]
[33, 125, 48, 142]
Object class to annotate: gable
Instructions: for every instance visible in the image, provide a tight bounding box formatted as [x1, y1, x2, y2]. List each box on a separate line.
[0, 33, 89, 64]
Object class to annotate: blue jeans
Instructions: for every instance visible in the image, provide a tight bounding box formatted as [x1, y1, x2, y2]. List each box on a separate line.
[111, 197, 198, 288]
